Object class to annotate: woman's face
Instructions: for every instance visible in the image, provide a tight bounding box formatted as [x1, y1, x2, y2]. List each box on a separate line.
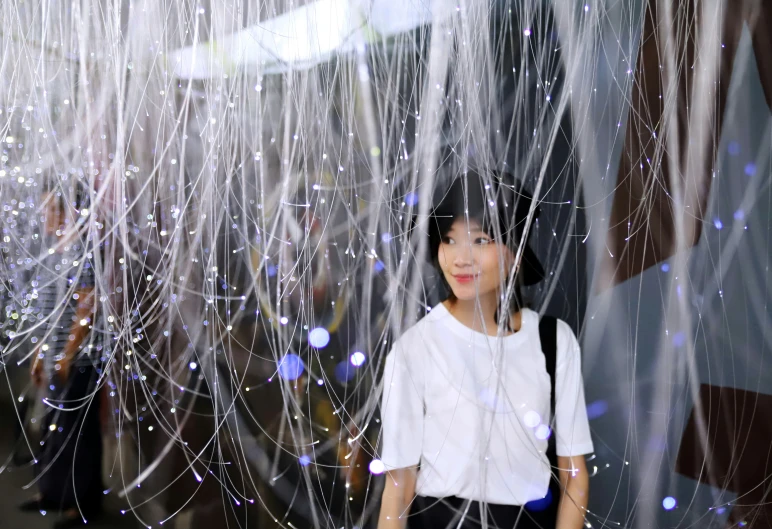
[438, 218, 514, 302]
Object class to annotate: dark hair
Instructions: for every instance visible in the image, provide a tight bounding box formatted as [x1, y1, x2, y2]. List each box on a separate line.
[427, 170, 544, 319]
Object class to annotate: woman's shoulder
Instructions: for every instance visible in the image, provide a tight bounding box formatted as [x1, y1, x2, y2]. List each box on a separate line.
[387, 307, 446, 354]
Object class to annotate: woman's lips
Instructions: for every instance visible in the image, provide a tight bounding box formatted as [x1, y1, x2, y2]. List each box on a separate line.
[453, 274, 476, 284]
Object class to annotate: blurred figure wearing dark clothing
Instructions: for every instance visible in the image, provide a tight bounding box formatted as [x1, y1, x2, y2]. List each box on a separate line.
[23, 190, 102, 529]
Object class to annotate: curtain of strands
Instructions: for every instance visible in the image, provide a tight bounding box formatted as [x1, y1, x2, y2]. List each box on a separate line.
[2, 0, 771, 528]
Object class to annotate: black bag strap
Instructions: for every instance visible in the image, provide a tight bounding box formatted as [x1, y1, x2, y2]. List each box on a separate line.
[522, 315, 561, 517]
[538, 315, 558, 429]
[538, 315, 559, 477]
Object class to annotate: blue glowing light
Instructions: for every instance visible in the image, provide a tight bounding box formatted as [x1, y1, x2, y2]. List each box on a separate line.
[278, 354, 304, 381]
[334, 361, 355, 383]
[299, 455, 311, 467]
[350, 351, 366, 367]
[267, 264, 278, 277]
[535, 425, 551, 440]
[525, 486, 553, 512]
[727, 141, 740, 156]
[309, 327, 330, 348]
[713, 218, 723, 230]
[661, 263, 670, 273]
[405, 192, 419, 206]
[381, 233, 392, 243]
[744, 163, 756, 176]
[663, 496, 677, 510]
[586, 400, 609, 420]
[734, 209, 745, 220]
[374, 260, 385, 273]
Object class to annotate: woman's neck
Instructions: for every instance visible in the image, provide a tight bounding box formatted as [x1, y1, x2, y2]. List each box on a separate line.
[443, 295, 521, 336]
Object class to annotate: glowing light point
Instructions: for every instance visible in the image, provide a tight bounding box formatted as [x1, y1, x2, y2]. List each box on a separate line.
[279, 316, 289, 325]
[524, 410, 541, 428]
[663, 496, 677, 510]
[369, 459, 385, 475]
[535, 424, 551, 440]
[309, 327, 330, 348]
[523, 28, 531, 36]
[299, 455, 311, 467]
[189, 361, 197, 370]
[350, 351, 366, 367]
[278, 354, 304, 381]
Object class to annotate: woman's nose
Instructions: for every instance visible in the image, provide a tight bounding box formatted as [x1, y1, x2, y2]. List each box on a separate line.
[453, 247, 474, 266]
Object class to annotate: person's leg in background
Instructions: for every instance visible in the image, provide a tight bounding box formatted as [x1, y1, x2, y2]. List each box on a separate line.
[37, 365, 103, 527]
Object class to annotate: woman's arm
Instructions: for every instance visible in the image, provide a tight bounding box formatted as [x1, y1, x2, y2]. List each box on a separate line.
[377, 466, 418, 529]
[556, 455, 589, 529]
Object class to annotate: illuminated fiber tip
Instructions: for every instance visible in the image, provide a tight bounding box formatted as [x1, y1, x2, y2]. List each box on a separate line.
[663, 497, 677, 510]
[350, 351, 366, 367]
[308, 327, 330, 348]
[369, 459, 385, 475]
[278, 354, 304, 381]
[299, 455, 311, 467]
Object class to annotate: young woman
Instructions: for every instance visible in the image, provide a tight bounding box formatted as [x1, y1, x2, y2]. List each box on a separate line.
[378, 171, 594, 529]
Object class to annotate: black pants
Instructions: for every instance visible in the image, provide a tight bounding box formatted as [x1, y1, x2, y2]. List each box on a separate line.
[38, 365, 103, 513]
[409, 496, 558, 529]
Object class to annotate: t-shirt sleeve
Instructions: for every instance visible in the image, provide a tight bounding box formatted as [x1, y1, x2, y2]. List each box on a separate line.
[379, 339, 424, 470]
[554, 320, 594, 457]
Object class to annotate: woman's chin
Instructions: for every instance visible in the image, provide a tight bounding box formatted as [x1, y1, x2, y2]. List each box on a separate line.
[449, 286, 492, 301]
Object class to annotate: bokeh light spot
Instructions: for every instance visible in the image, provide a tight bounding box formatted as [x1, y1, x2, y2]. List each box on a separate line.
[309, 327, 330, 348]
[278, 354, 304, 381]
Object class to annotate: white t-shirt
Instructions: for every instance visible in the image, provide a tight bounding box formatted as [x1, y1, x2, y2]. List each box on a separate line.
[379, 304, 594, 505]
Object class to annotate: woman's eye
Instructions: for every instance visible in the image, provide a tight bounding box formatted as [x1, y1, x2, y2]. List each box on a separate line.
[475, 238, 492, 245]
[442, 237, 456, 245]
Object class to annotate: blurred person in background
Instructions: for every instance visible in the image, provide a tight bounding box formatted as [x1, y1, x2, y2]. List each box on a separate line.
[20, 187, 103, 529]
